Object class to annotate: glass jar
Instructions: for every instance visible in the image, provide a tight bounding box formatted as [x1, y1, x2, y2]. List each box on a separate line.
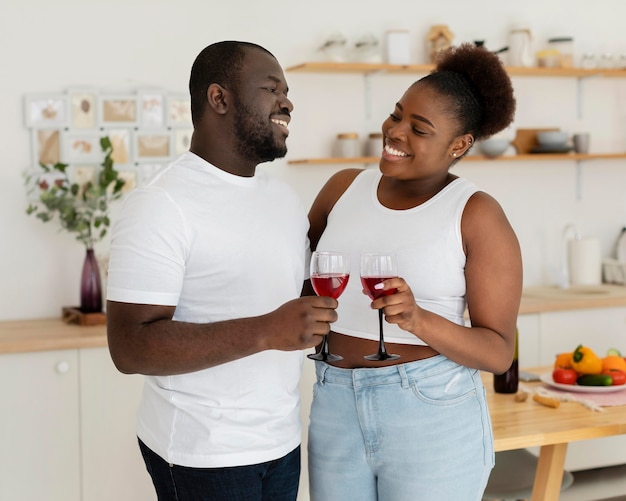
[335, 132, 360, 158]
[580, 53, 597, 69]
[366, 132, 383, 157]
[547, 37, 574, 68]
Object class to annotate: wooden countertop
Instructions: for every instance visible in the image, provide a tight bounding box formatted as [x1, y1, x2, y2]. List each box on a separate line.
[2, 284, 626, 355]
[519, 284, 626, 314]
[0, 318, 106, 354]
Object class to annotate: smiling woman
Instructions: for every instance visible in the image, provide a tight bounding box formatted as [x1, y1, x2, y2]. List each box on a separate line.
[306, 43, 522, 501]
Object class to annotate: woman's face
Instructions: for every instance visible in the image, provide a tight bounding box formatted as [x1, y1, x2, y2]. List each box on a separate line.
[380, 82, 464, 182]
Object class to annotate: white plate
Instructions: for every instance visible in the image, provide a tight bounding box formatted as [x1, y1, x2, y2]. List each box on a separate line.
[540, 373, 626, 393]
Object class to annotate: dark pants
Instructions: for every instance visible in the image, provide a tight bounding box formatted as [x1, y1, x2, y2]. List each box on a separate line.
[138, 438, 301, 501]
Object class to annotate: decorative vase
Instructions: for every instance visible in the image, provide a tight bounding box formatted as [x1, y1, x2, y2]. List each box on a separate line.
[80, 248, 102, 313]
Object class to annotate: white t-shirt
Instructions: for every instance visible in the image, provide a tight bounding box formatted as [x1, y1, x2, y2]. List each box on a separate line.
[107, 151, 309, 467]
[317, 169, 478, 345]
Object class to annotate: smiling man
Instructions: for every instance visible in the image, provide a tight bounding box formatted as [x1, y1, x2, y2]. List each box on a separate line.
[105, 41, 338, 500]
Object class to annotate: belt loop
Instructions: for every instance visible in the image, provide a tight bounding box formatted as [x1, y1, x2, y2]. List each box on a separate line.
[397, 365, 409, 389]
[316, 362, 328, 384]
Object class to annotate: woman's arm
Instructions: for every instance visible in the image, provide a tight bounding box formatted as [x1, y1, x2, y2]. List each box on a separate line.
[375, 191, 523, 373]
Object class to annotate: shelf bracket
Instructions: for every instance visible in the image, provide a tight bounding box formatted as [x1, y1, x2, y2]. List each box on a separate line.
[364, 72, 373, 120]
[363, 69, 386, 121]
[576, 78, 584, 119]
[575, 160, 583, 200]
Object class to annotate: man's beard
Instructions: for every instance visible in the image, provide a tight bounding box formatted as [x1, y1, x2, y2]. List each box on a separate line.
[232, 101, 287, 163]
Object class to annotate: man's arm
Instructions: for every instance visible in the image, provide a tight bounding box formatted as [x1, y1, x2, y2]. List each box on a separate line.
[106, 296, 337, 376]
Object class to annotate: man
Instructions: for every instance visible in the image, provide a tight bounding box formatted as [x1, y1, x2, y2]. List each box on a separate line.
[106, 41, 337, 500]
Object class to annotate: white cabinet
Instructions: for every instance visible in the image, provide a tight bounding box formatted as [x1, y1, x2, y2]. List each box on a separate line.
[517, 313, 541, 367]
[0, 347, 153, 501]
[0, 350, 81, 501]
[79, 348, 153, 501]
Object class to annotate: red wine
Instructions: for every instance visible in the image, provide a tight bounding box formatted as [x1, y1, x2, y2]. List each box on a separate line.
[361, 276, 397, 300]
[311, 273, 350, 298]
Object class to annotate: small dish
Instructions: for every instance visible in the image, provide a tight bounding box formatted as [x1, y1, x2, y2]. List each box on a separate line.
[530, 145, 573, 154]
[540, 373, 626, 393]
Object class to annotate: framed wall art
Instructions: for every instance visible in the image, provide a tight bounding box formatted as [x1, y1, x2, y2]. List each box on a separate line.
[24, 95, 69, 128]
[104, 128, 132, 166]
[173, 128, 193, 156]
[99, 95, 138, 127]
[31, 129, 62, 165]
[134, 131, 172, 162]
[166, 95, 192, 128]
[68, 90, 98, 129]
[25, 87, 192, 198]
[139, 92, 165, 129]
[63, 130, 104, 164]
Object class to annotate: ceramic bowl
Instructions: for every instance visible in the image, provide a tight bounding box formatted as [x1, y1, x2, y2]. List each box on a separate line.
[536, 131, 569, 147]
[479, 138, 510, 158]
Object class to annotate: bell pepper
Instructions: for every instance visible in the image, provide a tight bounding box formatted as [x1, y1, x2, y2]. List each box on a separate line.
[554, 352, 573, 369]
[602, 355, 626, 373]
[571, 344, 602, 375]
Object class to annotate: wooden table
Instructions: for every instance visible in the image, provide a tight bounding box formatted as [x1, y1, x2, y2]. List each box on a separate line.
[483, 367, 626, 501]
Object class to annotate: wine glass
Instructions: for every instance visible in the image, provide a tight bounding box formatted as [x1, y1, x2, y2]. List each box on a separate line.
[360, 253, 400, 361]
[307, 251, 351, 362]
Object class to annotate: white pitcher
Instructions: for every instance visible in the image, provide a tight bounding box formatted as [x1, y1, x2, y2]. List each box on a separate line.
[508, 26, 534, 67]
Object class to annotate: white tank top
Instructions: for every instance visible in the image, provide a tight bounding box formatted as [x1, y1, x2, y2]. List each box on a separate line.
[317, 169, 479, 345]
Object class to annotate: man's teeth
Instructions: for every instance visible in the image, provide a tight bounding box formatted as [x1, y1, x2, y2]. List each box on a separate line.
[271, 119, 288, 128]
[385, 145, 409, 157]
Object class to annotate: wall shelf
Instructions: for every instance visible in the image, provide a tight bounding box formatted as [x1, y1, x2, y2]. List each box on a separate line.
[287, 153, 626, 165]
[286, 62, 626, 78]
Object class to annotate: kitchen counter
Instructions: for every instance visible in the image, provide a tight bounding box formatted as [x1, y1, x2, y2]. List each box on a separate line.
[2, 284, 626, 355]
[519, 284, 626, 314]
[0, 318, 106, 354]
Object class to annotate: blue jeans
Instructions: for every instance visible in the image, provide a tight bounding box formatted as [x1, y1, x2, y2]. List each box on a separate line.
[138, 439, 300, 501]
[308, 356, 494, 501]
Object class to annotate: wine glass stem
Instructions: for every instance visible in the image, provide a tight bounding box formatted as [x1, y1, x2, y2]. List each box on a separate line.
[321, 336, 330, 358]
[378, 309, 387, 356]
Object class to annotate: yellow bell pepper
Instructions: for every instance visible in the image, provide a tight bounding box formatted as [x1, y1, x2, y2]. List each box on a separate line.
[571, 345, 602, 375]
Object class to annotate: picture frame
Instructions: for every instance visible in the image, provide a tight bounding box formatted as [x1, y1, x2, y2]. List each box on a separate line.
[138, 92, 165, 129]
[134, 131, 172, 162]
[104, 128, 133, 166]
[31, 128, 62, 166]
[99, 94, 138, 127]
[24, 95, 69, 128]
[68, 90, 98, 129]
[63, 130, 104, 164]
[116, 168, 138, 194]
[173, 128, 193, 156]
[71, 165, 98, 197]
[165, 95, 192, 128]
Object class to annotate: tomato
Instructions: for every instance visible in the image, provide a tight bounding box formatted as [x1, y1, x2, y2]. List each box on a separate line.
[552, 368, 578, 385]
[603, 369, 626, 386]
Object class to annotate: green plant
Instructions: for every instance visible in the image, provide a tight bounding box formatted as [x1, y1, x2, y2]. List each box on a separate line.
[25, 136, 126, 249]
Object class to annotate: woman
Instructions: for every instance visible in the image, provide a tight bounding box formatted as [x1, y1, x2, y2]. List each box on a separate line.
[307, 43, 523, 501]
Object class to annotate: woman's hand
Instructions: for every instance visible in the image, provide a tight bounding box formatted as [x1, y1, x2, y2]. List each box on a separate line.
[367, 277, 422, 334]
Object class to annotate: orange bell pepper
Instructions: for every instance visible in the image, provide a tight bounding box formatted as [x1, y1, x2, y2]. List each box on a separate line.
[602, 355, 626, 373]
[554, 352, 573, 369]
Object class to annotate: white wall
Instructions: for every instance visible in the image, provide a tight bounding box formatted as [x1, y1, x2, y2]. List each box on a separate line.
[1, 0, 626, 320]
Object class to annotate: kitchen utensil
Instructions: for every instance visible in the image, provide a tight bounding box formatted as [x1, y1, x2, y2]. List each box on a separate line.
[536, 131, 569, 147]
[511, 127, 559, 154]
[573, 133, 590, 153]
[479, 138, 510, 158]
[508, 25, 534, 67]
